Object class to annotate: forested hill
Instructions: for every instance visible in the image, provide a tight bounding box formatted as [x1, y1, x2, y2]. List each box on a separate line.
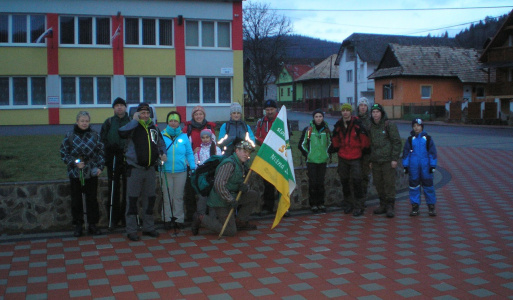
[455, 14, 508, 49]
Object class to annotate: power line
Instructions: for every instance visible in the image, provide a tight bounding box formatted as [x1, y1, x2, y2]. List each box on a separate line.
[269, 6, 513, 12]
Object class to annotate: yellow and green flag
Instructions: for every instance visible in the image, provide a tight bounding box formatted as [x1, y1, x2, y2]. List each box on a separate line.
[251, 106, 296, 229]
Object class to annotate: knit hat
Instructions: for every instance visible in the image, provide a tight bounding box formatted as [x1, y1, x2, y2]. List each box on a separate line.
[136, 102, 150, 112]
[371, 103, 385, 115]
[312, 109, 324, 118]
[191, 105, 206, 118]
[357, 97, 369, 107]
[166, 111, 181, 123]
[230, 102, 242, 114]
[200, 129, 213, 138]
[341, 103, 352, 112]
[264, 99, 277, 109]
[112, 97, 126, 108]
[412, 118, 424, 129]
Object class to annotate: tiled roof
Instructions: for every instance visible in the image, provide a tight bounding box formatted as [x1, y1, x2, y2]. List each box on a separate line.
[284, 64, 312, 80]
[335, 33, 458, 65]
[296, 54, 339, 81]
[369, 44, 488, 83]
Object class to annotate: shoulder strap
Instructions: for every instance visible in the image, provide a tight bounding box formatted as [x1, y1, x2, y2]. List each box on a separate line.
[408, 136, 413, 151]
[425, 135, 431, 151]
[67, 131, 75, 150]
[187, 125, 192, 137]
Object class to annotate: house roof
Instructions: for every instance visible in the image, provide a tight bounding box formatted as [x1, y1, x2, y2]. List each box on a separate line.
[334, 33, 458, 65]
[369, 44, 488, 83]
[479, 9, 513, 63]
[283, 64, 312, 80]
[296, 54, 339, 82]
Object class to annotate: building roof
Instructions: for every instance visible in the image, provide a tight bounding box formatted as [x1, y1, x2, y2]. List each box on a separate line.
[479, 9, 513, 63]
[334, 33, 458, 65]
[283, 64, 312, 80]
[296, 54, 339, 82]
[369, 44, 488, 83]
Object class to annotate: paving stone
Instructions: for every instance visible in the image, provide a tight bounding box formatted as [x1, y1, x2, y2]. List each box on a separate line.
[258, 276, 281, 285]
[249, 288, 274, 296]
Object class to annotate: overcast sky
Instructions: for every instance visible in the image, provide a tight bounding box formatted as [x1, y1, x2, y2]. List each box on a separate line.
[245, 0, 513, 43]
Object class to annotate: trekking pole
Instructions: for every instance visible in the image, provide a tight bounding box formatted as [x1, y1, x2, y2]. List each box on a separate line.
[158, 161, 166, 229]
[218, 170, 253, 239]
[108, 156, 116, 230]
[78, 167, 88, 231]
[162, 167, 178, 235]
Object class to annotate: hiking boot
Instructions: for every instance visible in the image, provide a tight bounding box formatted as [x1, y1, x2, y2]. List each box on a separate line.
[318, 205, 326, 212]
[88, 224, 102, 235]
[352, 209, 364, 217]
[142, 230, 160, 238]
[127, 233, 140, 241]
[386, 204, 395, 218]
[311, 206, 319, 213]
[428, 204, 437, 217]
[236, 220, 257, 231]
[373, 205, 386, 214]
[191, 212, 203, 236]
[73, 225, 83, 237]
[410, 204, 419, 217]
[343, 205, 353, 214]
[164, 221, 175, 231]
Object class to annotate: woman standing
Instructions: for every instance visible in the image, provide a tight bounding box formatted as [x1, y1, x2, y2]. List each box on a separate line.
[60, 111, 105, 237]
[162, 111, 196, 229]
[298, 109, 331, 213]
[217, 102, 255, 156]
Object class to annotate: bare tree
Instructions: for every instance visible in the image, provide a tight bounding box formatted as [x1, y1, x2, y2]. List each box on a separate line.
[243, 1, 292, 104]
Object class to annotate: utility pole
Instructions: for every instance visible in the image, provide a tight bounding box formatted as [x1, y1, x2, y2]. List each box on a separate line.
[353, 42, 358, 111]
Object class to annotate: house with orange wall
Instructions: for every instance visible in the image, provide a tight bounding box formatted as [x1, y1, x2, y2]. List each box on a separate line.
[369, 44, 487, 118]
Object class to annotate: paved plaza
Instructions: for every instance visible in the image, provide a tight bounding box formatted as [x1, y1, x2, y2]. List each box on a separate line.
[1, 135, 513, 299]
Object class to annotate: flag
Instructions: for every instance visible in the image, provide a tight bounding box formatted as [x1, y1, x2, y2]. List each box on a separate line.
[34, 27, 53, 43]
[111, 25, 121, 43]
[250, 105, 296, 229]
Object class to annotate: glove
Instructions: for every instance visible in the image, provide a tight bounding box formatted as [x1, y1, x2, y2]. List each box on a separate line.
[239, 183, 250, 194]
[229, 199, 238, 209]
[430, 167, 435, 173]
[403, 167, 409, 174]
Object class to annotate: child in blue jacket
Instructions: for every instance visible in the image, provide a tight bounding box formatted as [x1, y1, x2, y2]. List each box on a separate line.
[402, 118, 438, 216]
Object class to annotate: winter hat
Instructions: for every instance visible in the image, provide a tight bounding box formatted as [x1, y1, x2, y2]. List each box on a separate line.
[136, 102, 150, 112]
[312, 109, 324, 118]
[191, 105, 206, 118]
[341, 103, 352, 112]
[264, 99, 277, 109]
[200, 129, 213, 138]
[230, 102, 242, 114]
[357, 97, 369, 107]
[112, 97, 126, 108]
[412, 118, 424, 129]
[166, 111, 181, 123]
[371, 103, 385, 115]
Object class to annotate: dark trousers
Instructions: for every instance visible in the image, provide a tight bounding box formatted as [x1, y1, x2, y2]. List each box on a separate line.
[307, 162, 327, 207]
[360, 153, 371, 198]
[371, 161, 397, 205]
[105, 152, 126, 226]
[70, 176, 99, 226]
[337, 158, 365, 210]
[184, 176, 197, 221]
[262, 180, 277, 212]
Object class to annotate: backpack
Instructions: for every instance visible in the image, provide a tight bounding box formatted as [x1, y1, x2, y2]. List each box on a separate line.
[407, 135, 431, 153]
[191, 155, 225, 196]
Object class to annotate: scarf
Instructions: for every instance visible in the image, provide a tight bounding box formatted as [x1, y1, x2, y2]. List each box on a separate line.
[165, 125, 182, 137]
[190, 119, 207, 129]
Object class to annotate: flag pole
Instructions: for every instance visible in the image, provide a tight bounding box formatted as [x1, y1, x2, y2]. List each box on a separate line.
[218, 170, 253, 239]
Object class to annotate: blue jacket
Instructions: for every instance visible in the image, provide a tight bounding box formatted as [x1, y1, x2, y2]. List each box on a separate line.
[162, 131, 196, 173]
[402, 130, 437, 180]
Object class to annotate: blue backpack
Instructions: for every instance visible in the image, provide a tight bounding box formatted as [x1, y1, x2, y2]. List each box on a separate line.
[191, 155, 225, 196]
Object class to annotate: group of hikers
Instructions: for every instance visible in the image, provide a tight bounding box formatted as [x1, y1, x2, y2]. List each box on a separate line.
[60, 97, 438, 240]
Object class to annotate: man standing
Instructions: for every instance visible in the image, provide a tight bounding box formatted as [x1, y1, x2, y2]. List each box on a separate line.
[368, 104, 402, 218]
[331, 103, 370, 217]
[191, 141, 258, 237]
[357, 97, 372, 200]
[119, 103, 167, 241]
[100, 97, 130, 228]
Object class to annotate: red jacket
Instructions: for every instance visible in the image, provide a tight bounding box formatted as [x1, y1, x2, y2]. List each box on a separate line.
[255, 115, 276, 146]
[182, 121, 217, 151]
[331, 116, 370, 160]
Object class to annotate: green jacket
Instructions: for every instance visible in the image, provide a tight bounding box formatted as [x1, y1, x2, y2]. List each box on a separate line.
[369, 118, 402, 163]
[207, 154, 247, 208]
[298, 121, 331, 164]
[100, 113, 130, 153]
[358, 111, 371, 132]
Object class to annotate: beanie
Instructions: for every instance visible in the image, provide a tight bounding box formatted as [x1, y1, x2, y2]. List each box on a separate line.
[136, 102, 150, 112]
[166, 111, 181, 123]
[371, 103, 385, 114]
[191, 105, 206, 118]
[357, 97, 369, 107]
[412, 118, 424, 129]
[230, 102, 242, 114]
[264, 99, 277, 109]
[312, 108, 324, 118]
[341, 103, 352, 112]
[200, 129, 213, 138]
[112, 97, 126, 108]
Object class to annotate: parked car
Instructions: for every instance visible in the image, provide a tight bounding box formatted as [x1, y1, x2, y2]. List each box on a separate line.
[127, 104, 158, 126]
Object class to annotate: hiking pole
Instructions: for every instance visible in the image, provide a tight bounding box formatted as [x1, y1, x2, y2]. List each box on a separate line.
[162, 166, 178, 235]
[158, 161, 167, 230]
[108, 156, 116, 230]
[218, 170, 253, 239]
[77, 164, 88, 231]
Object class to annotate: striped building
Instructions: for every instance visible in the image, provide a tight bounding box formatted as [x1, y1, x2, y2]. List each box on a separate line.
[0, 0, 243, 125]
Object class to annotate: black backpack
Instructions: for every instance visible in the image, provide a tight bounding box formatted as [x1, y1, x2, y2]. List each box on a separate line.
[191, 155, 225, 196]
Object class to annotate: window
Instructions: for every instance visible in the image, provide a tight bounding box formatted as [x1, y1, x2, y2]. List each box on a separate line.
[476, 86, 485, 98]
[0, 77, 46, 106]
[280, 88, 284, 97]
[60, 16, 110, 45]
[0, 14, 45, 44]
[421, 85, 432, 99]
[125, 77, 174, 104]
[186, 77, 231, 104]
[287, 87, 291, 96]
[347, 97, 353, 104]
[383, 84, 393, 100]
[346, 70, 353, 82]
[61, 77, 111, 105]
[124, 18, 173, 46]
[185, 20, 231, 48]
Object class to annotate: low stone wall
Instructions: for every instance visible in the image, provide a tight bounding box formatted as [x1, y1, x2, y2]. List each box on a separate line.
[0, 164, 407, 234]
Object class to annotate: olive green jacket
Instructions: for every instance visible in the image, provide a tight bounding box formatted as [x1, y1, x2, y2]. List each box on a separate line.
[368, 118, 402, 163]
[207, 154, 247, 208]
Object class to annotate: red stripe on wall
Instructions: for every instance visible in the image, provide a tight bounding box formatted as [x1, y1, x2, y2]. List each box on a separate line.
[48, 108, 59, 125]
[232, 2, 243, 51]
[112, 16, 124, 75]
[175, 17, 185, 75]
[47, 14, 58, 74]
[176, 106, 186, 122]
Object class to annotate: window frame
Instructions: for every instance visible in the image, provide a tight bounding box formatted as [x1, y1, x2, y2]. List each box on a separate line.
[186, 77, 232, 104]
[420, 85, 432, 99]
[383, 84, 393, 100]
[185, 20, 231, 49]
[124, 17, 174, 48]
[0, 76, 47, 106]
[60, 76, 112, 106]
[0, 14, 46, 45]
[125, 76, 175, 104]
[59, 15, 111, 47]
[346, 70, 353, 82]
